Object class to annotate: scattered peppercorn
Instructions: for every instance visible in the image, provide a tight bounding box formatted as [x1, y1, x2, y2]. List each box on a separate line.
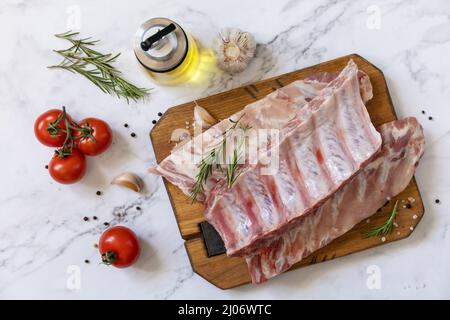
[435, 199, 440, 204]
[83, 216, 89, 221]
[45, 165, 48, 169]
[152, 120, 157, 124]
[124, 123, 129, 128]
[131, 132, 136, 138]
[84, 259, 90, 264]
[406, 203, 412, 209]
[158, 112, 162, 116]
[96, 190, 102, 196]
[428, 116, 433, 120]
[421, 110, 425, 114]
[104, 222, 110, 226]
[93, 216, 98, 220]
[94, 244, 98, 248]
[136, 206, 141, 211]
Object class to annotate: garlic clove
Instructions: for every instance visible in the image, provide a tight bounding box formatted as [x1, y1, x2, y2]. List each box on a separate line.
[194, 105, 217, 129]
[214, 28, 256, 74]
[172, 138, 190, 152]
[170, 128, 191, 142]
[111, 172, 144, 193]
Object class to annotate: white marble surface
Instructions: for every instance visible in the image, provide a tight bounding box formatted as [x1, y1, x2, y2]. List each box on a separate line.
[0, 0, 449, 299]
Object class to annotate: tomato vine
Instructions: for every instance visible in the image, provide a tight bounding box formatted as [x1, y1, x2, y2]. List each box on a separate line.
[48, 106, 97, 158]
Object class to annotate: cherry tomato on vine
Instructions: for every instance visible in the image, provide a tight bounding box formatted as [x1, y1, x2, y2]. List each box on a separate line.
[75, 118, 113, 156]
[48, 148, 87, 184]
[99, 226, 140, 268]
[34, 109, 73, 147]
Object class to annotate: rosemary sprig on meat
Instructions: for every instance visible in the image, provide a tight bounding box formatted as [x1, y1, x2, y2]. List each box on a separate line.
[226, 121, 251, 188]
[190, 115, 251, 202]
[49, 31, 150, 103]
[363, 200, 399, 238]
[190, 134, 225, 203]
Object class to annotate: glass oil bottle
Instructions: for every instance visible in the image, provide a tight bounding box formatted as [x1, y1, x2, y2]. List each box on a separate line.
[134, 18, 199, 85]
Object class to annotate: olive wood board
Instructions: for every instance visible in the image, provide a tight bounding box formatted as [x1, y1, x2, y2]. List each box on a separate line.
[149, 54, 424, 289]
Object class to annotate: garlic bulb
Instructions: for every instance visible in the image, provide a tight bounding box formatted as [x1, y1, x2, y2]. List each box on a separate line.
[214, 28, 256, 74]
[111, 172, 144, 192]
[194, 105, 217, 129]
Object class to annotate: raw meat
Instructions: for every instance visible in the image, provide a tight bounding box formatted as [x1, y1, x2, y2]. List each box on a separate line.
[149, 68, 372, 202]
[246, 117, 425, 283]
[149, 78, 331, 201]
[204, 60, 382, 257]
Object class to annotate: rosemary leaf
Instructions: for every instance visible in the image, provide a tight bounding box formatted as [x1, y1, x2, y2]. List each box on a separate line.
[49, 31, 150, 103]
[190, 115, 251, 202]
[363, 200, 399, 238]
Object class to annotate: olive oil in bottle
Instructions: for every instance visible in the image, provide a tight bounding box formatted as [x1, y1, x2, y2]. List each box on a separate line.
[134, 18, 199, 85]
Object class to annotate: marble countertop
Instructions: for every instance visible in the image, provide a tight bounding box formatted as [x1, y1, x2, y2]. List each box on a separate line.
[1, 0, 449, 299]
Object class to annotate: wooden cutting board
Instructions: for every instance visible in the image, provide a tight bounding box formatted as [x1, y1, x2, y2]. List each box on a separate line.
[149, 54, 424, 289]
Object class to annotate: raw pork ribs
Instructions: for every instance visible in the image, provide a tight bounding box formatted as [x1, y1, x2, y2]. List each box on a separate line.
[246, 117, 425, 283]
[204, 60, 382, 257]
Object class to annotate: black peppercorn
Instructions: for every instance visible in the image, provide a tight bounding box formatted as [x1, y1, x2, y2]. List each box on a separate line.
[428, 116, 433, 120]
[93, 216, 98, 220]
[45, 165, 48, 169]
[84, 259, 90, 264]
[152, 120, 157, 124]
[104, 222, 109, 226]
[435, 199, 440, 204]
[421, 110, 425, 114]
[131, 132, 136, 138]
[124, 123, 129, 128]
[136, 206, 141, 211]
[83, 216, 89, 221]
[96, 190, 102, 196]
[157, 112, 162, 116]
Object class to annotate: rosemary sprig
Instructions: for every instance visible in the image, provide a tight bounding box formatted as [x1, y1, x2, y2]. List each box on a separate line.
[190, 115, 251, 202]
[226, 122, 251, 188]
[189, 143, 224, 202]
[49, 31, 150, 103]
[363, 200, 399, 238]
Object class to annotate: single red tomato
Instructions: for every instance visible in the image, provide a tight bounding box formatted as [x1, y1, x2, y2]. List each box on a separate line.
[99, 226, 140, 268]
[48, 149, 87, 184]
[34, 109, 73, 147]
[75, 118, 113, 156]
